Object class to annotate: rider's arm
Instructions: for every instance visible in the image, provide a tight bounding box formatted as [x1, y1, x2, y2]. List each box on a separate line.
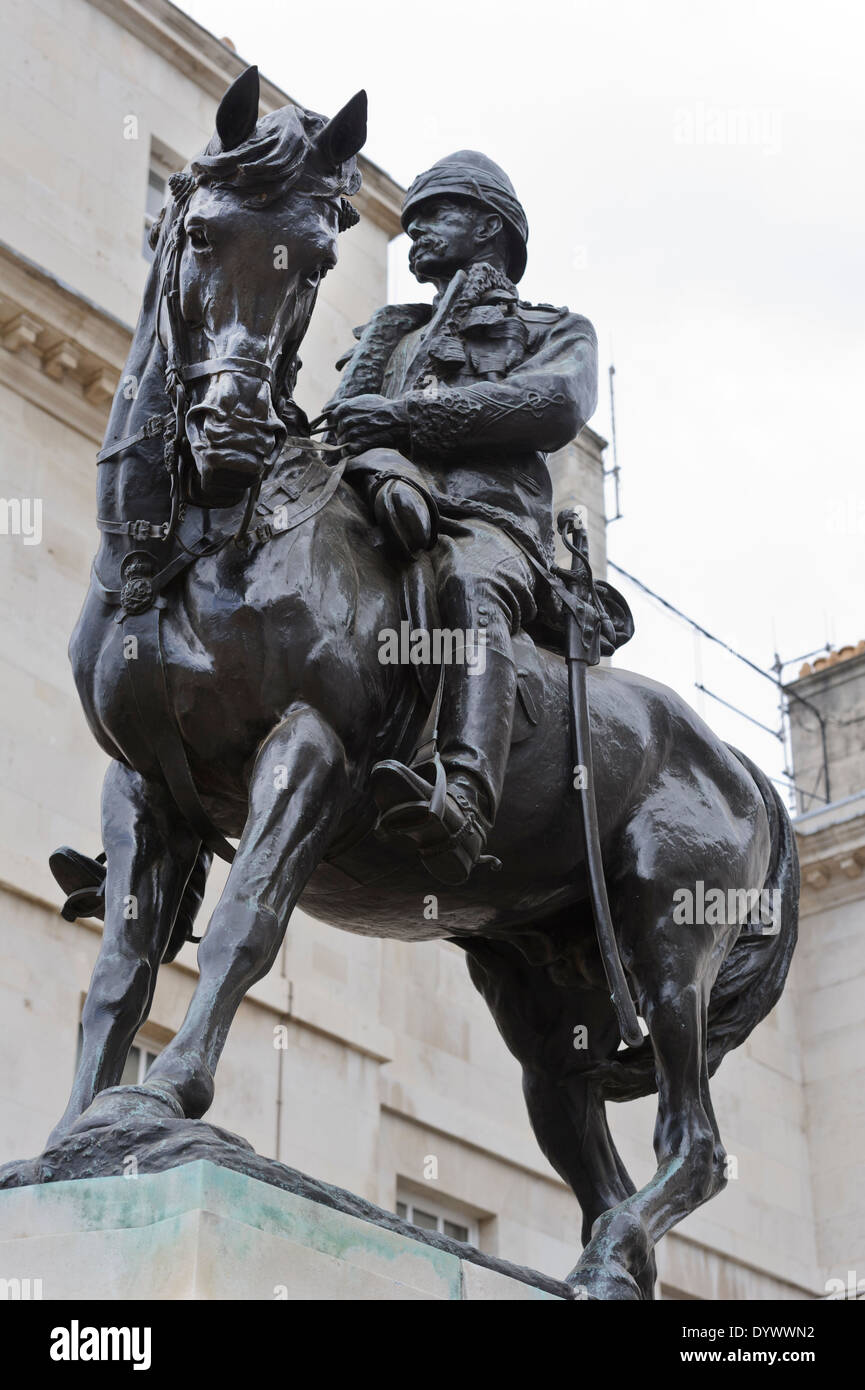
[403, 312, 598, 460]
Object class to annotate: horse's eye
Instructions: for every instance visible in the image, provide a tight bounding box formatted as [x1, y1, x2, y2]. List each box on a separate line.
[187, 225, 210, 250]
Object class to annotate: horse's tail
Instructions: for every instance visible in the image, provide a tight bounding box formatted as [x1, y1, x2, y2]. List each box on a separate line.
[596, 748, 799, 1104]
[702, 751, 799, 1072]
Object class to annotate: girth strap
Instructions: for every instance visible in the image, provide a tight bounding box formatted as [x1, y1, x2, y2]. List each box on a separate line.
[123, 604, 236, 864]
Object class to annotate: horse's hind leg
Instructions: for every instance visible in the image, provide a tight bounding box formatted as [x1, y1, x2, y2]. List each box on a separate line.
[570, 912, 728, 1300]
[462, 937, 656, 1298]
[48, 760, 201, 1143]
[142, 703, 349, 1119]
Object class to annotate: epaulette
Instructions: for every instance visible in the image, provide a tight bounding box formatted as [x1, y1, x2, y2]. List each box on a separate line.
[517, 301, 570, 322]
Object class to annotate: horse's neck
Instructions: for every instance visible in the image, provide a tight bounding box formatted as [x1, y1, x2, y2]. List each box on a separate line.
[95, 278, 174, 576]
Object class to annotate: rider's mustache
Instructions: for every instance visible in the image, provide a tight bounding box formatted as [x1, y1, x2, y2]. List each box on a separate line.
[409, 234, 449, 266]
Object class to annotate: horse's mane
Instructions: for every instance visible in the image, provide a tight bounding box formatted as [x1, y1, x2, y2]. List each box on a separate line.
[186, 103, 361, 223]
[146, 100, 363, 266]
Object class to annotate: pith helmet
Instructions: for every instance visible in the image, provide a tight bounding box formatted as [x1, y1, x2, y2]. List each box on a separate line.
[401, 150, 529, 282]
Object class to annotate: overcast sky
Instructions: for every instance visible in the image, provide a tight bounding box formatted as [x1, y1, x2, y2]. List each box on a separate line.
[179, 0, 864, 805]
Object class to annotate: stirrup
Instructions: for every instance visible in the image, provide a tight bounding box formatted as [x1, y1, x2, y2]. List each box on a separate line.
[370, 760, 501, 884]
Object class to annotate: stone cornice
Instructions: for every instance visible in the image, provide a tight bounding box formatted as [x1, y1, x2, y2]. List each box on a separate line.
[795, 792, 865, 908]
[85, 0, 404, 236]
[786, 649, 865, 696]
[0, 241, 130, 443]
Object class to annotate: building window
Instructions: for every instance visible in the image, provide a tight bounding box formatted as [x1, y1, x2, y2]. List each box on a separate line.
[395, 1189, 478, 1246]
[143, 145, 181, 262]
[119, 1038, 160, 1086]
[75, 1024, 162, 1084]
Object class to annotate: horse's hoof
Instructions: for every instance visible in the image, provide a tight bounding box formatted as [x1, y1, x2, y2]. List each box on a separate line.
[566, 1260, 645, 1301]
[45, 1083, 184, 1147]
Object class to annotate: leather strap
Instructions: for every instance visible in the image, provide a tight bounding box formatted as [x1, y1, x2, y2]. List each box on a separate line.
[94, 460, 349, 860]
[498, 529, 600, 632]
[96, 414, 173, 465]
[123, 605, 236, 864]
[97, 517, 169, 541]
[92, 534, 219, 608]
[179, 356, 274, 384]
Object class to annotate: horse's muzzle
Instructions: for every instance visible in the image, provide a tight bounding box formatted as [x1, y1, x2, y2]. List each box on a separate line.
[186, 389, 285, 505]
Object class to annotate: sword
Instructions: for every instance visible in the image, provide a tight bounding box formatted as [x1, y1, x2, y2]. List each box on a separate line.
[556, 509, 643, 1049]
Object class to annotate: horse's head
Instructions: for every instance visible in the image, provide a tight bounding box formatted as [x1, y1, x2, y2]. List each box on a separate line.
[156, 67, 366, 507]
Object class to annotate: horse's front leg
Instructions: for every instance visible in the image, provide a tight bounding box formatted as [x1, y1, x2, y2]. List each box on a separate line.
[143, 704, 350, 1120]
[48, 759, 202, 1144]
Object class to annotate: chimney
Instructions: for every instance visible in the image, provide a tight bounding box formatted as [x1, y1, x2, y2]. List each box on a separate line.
[786, 641, 865, 813]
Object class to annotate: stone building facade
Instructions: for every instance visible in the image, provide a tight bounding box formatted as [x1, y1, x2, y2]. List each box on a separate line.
[0, 0, 859, 1300]
[784, 647, 865, 1296]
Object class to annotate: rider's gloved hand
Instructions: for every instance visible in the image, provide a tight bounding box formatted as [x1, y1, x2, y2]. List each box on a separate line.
[327, 394, 411, 453]
[373, 478, 438, 561]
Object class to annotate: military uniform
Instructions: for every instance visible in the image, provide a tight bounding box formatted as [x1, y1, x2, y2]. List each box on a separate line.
[330, 153, 598, 882]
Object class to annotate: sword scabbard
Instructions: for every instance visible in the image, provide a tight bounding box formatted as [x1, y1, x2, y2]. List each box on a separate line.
[557, 510, 643, 1049]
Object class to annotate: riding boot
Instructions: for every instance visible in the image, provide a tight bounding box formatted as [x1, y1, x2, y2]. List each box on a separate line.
[371, 646, 518, 885]
[436, 643, 518, 832]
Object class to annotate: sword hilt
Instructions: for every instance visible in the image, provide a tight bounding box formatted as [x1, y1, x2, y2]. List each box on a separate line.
[556, 509, 601, 665]
[557, 507, 590, 573]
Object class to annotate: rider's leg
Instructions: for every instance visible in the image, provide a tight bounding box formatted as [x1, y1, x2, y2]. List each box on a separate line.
[371, 523, 535, 882]
[433, 560, 526, 829]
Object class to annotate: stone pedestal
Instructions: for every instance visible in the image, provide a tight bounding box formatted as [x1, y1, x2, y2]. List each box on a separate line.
[0, 1160, 564, 1300]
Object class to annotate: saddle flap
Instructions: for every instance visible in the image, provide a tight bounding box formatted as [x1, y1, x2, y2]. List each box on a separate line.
[512, 632, 544, 744]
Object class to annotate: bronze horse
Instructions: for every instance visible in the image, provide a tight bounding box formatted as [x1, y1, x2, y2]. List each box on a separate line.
[49, 69, 797, 1300]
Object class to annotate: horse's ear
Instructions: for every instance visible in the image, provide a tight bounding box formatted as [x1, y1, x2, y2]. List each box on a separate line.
[216, 65, 260, 150]
[311, 90, 368, 167]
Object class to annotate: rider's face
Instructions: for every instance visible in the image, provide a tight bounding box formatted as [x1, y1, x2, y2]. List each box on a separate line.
[406, 197, 498, 284]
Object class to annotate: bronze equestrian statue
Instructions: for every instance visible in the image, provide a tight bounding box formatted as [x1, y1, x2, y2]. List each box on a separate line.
[29, 67, 796, 1300]
[323, 150, 601, 885]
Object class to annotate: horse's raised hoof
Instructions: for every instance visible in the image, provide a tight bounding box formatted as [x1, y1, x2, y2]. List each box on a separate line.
[48, 846, 107, 922]
[566, 1260, 645, 1301]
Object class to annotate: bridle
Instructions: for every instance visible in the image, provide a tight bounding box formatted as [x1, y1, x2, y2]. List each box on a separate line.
[95, 174, 304, 581]
[153, 180, 268, 554]
[93, 162, 353, 627]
